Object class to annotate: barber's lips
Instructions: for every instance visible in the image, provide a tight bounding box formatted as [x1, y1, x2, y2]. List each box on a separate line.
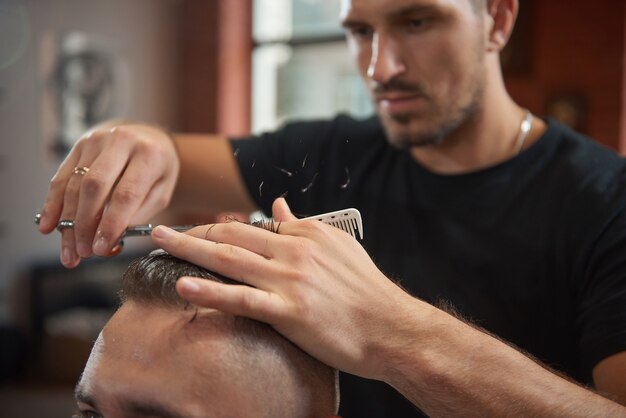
[377, 93, 425, 114]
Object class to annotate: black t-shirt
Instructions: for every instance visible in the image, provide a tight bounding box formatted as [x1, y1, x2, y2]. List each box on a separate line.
[231, 115, 626, 417]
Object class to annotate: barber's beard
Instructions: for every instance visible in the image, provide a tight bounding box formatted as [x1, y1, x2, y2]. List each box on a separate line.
[378, 72, 485, 149]
[393, 89, 483, 149]
[374, 45, 488, 149]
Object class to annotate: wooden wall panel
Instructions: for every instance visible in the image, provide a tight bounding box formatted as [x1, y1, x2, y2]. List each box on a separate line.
[178, 0, 251, 135]
[216, 0, 252, 136]
[178, 0, 219, 132]
[505, 0, 626, 151]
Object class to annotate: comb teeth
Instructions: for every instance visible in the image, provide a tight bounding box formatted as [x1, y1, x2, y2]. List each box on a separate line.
[302, 208, 363, 240]
[327, 220, 352, 238]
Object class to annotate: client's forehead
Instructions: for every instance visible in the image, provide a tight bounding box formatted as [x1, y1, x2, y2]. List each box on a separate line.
[77, 301, 255, 418]
[103, 301, 229, 359]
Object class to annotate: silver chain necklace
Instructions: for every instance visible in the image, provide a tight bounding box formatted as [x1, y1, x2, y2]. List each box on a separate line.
[513, 110, 534, 155]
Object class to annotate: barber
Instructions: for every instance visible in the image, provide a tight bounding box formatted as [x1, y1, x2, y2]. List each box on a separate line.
[39, 0, 626, 416]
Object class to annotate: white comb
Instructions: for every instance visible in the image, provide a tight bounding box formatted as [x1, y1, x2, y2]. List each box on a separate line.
[302, 208, 363, 240]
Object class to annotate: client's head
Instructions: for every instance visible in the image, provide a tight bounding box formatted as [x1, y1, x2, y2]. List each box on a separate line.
[75, 252, 339, 418]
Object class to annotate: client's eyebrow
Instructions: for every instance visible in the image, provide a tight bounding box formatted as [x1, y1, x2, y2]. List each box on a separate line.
[128, 402, 190, 418]
[75, 387, 98, 409]
[75, 386, 190, 418]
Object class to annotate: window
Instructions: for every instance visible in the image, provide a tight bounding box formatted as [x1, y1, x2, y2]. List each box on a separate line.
[251, 0, 373, 133]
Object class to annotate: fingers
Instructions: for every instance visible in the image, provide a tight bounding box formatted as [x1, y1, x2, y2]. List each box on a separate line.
[58, 175, 87, 268]
[183, 221, 284, 259]
[58, 148, 103, 267]
[176, 277, 284, 324]
[38, 147, 81, 234]
[91, 146, 166, 256]
[152, 226, 280, 287]
[39, 128, 111, 265]
[127, 179, 173, 225]
[59, 228, 81, 268]
[39, 122, 180, 268]
[272, 197, 298, 222]
[73, 137, 135, 257]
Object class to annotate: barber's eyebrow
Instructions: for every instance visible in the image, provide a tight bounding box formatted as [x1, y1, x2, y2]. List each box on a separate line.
[75, 385, 191, 418]
[341, 4, 439, 28]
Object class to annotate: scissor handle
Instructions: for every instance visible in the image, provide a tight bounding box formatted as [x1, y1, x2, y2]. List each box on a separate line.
[122, 225, 154, 237]
[34, 214, 198, 237]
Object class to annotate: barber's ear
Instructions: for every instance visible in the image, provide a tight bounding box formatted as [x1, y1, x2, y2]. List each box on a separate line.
[485, 0, 518, 52]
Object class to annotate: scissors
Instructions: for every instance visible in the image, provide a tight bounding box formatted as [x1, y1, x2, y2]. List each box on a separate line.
[34, 213, 199, 237]
[34, 208, 363, 241]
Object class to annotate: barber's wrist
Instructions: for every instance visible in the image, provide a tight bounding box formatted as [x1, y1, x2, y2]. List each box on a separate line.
[365, 291, 433, 381]
[148, 123, 179, 158]
[89, 118, 131, 131]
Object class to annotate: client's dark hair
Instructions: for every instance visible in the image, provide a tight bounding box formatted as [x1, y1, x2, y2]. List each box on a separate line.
[120, 219, 277, 307]
[120, 251, 237, 308]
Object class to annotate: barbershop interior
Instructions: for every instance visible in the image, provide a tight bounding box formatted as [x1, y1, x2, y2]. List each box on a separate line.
[1, 0, 626, 417]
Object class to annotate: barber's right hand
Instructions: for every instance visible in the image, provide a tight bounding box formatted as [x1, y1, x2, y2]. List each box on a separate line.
[38, 123, 180, 268]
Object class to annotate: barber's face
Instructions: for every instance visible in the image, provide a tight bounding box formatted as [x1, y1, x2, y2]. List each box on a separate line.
[341, 0, 488, 148]
[75, 302, 259, 418]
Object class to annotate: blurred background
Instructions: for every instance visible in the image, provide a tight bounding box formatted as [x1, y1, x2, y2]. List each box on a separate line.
[0, 0, 625, 416]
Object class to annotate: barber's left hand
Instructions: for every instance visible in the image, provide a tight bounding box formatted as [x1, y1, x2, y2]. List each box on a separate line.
[151, 198, 422, 380]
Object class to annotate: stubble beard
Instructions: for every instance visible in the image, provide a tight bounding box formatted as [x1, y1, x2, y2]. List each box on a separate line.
[379, 72, 485, 150]
[375, 35, 488, 150]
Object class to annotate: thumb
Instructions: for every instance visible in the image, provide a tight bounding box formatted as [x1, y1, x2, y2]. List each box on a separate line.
[272, 197, 298, 221]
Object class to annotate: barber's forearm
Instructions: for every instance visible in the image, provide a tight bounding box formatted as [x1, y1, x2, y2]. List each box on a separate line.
[379, 301, 626, 417]
[170, 133, 258, 214]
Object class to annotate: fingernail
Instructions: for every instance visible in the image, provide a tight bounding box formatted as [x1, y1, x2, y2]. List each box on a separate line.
[93, 234, 109, 255]
[61, 247, 73, 265]
[109, 241, 124, 256]
[37, 209, 47, 230]
[178, 278, 200, 294]
[152, 225, 175, 239]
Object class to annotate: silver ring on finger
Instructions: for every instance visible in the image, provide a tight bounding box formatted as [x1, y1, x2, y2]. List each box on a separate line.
[57, 219, 75, 231]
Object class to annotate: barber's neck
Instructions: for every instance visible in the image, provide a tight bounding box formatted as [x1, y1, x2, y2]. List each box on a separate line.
[410, 67, 546, 175]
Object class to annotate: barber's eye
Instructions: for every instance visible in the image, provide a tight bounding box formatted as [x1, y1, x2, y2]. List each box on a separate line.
[348, 26, 373, 39]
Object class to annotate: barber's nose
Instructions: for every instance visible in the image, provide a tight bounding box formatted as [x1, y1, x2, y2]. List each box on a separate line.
[367, 32, 407, 83]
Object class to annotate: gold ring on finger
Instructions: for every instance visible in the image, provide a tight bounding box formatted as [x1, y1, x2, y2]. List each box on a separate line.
[72, 166, 90, 176]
